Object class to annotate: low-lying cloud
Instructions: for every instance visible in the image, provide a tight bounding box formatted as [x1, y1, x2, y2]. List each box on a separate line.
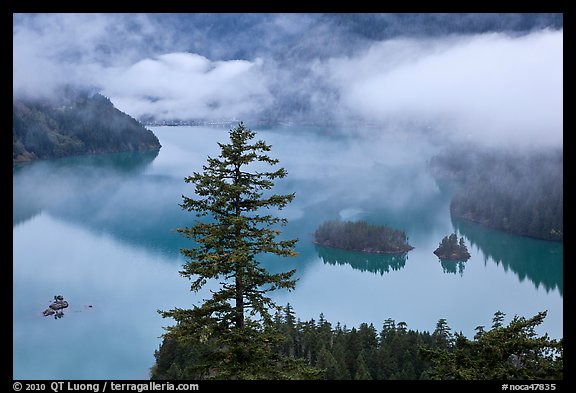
[13, 13, 562, 147]
[322, 30, 563, 147]
[102, 53, 271, 120]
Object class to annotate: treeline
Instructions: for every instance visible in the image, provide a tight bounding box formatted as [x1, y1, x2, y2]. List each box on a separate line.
[13, 86, 161, 162]
[151, 305, 439, 380]
[429, 147, 562, 241]
[314, 220, 413, 254]
[151, 306, 562, 380]
[270, 307, 436, 380]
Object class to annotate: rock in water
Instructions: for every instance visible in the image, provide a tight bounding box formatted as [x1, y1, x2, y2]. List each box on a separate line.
[43, 295, 69, 317]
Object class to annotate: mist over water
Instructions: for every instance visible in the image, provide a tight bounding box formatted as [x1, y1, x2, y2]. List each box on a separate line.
[13, 126, 562, 379]
[13, 14, 562, 148]
[13, 13, 562, 379]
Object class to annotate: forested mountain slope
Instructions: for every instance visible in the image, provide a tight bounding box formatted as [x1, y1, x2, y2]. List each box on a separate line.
[13, 88, 161, 162]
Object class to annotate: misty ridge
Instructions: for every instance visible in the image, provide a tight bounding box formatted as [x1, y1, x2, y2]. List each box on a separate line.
[13, 13, 562, 141]
[13, 85, 161, 161]
[13, 13, 562, 242]
[429, 145, 562, 241]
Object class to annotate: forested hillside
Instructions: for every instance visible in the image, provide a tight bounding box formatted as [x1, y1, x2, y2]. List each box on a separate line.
[13, 87, 161, 162]
[429, 147, 562, 241]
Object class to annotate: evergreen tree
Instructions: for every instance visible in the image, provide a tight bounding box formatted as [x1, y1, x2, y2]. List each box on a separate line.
[153, 307, 562, 380]
[492, 310, 506, 329]
[157, 122, 318, 379]
[420, 311, 562, 380]
[433, 318, 454, 349]
[317, 347, 339, 379]
[354, 353, 372, 380]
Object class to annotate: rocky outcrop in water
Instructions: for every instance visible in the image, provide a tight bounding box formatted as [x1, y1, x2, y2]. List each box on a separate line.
[42, 295, 69, 319]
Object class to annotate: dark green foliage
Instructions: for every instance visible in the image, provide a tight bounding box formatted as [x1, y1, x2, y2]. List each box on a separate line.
[430, 147, 562, 241]
[433, 233, 471, 261]
[13, 87, 161, 162]
[420, 311, 562, 380]
[156, 123, 319, 379]
[267, 309, 437, 380]
[151, 321, 321, 380]
[314, 220, 414, 254]
[154, 307, 434, 380]
[153, 307, 562, 380]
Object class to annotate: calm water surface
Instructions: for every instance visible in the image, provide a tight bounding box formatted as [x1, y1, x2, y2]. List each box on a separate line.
[13, 126, 563, 379]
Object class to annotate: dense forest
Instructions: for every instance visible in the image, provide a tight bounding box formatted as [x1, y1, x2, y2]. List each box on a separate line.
[13, 86, 161, 162]
[429, 147, 562, 242]
[433, 233, 471, 261]
[152, 306, 562, 380]
[314, 220, 413, 254]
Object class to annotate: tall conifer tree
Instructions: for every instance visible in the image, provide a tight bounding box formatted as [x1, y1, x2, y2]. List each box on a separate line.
[159, 122, 317, 379]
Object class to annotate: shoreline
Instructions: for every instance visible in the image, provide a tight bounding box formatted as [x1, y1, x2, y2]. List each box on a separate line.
[313, 241, 414, 255]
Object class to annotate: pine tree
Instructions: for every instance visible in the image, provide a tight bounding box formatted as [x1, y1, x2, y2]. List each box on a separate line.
[317, 347, 339, 379]
[354, 353, 372, 380]
[420, 311, 562, 380]
[432, 318, 454, 349]
[158, 122, 318, 379]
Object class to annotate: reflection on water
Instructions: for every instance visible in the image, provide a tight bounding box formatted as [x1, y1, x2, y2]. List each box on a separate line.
[13, 126, 563, 378]
[439, 260, 466, 276]
[13, 149, 160, 175]
[12, 148, 189, 257]
[13, 150, 159, 228]
[452, 216, 563, 295]
[316, 245, 408, 275]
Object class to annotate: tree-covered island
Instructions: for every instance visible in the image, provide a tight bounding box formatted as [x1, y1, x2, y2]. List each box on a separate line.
[433, 233, 471, 261]
[152, 123, 562, 380]
[314, 220, 413, 254]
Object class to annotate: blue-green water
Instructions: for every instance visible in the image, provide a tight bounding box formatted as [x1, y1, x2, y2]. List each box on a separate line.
[13, 126, 562, 379]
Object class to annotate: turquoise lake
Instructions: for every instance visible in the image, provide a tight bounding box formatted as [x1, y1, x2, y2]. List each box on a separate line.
[13, 126, 563, 379]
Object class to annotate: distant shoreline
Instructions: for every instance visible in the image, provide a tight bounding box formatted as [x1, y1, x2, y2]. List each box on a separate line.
[313, 241, 413, 255]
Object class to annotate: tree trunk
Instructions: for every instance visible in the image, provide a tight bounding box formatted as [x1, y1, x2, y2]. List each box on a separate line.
[235, 270, 244, 329]
[234, 164, 244, 329]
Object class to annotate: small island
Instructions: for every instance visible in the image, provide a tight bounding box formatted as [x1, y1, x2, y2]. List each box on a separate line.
[433, 233, 471, 261]
[314, 220, 414, 254]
